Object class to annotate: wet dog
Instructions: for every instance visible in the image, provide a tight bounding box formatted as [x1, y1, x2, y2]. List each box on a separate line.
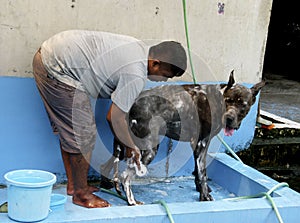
[101, 71, 265, 205]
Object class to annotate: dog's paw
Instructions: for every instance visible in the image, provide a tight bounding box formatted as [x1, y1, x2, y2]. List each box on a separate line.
[100, 175, 114, 189]
[200, 193, 214, 202]
[135, 200, 144, 205]
[128, 200, 144, 206]
[114, 181, 122, 196]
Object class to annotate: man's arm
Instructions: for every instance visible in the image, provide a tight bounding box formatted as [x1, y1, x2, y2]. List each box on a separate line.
[106, 102, 142, 168]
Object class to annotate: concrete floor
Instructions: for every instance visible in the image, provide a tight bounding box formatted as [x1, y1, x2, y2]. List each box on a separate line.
[260, 73, 300, 123]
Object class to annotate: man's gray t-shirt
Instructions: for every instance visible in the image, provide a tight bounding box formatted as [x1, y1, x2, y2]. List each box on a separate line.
[41, 30, 148, 112]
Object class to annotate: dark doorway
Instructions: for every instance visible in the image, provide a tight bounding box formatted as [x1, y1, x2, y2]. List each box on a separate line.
[263, 0, 300, 81]
[255, 0, 300, 194]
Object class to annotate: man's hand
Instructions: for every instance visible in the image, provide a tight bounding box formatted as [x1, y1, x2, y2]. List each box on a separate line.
[126, 146, 141, 167]
[106, 103, 147, 176]
[126, 146, 147, 177]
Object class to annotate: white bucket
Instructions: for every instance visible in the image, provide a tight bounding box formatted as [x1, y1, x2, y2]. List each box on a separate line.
[4, 169, 56, 222]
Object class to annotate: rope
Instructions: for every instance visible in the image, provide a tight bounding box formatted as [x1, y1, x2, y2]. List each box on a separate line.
[224, 182, 289, 223]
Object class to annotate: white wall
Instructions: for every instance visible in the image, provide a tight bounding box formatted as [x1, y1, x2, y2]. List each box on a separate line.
[0, 0, 272, 83]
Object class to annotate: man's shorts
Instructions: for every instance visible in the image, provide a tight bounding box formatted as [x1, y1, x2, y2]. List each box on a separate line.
[32, 49, 96, 154]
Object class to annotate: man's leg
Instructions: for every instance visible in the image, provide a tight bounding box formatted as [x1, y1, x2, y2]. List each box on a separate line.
[60, 145, 73, 195]
[70, 151, 111, 208]
[60, 146, 99, 196]
[33, 50, 109, 208]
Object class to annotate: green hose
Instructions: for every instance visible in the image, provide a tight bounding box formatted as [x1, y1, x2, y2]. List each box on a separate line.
[183, 0, 243, 165]
[182, 0, 197, 84]
[153, 200, 175, 223]
[217, 134, 244, 163]
[100, 187, 127, 202]
[100, 188, 175, 223]
[181, 2, 288, 223]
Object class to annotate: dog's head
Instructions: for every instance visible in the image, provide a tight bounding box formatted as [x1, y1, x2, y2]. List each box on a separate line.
[220, 70, 265, 136]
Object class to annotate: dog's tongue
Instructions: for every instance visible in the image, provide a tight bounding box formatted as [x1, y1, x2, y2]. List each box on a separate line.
[224, 127, 234, 136]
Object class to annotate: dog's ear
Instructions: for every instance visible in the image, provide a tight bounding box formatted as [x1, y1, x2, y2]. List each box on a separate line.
[220, 70, 235, 94]
[251, 80, 266, 97]
[225, 70, 235, 91]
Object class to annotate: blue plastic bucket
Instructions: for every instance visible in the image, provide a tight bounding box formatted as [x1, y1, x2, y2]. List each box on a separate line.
[4, 169, 57, 222]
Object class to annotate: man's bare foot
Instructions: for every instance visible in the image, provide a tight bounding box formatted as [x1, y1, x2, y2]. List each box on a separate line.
[73, 189, 111, 208]
[67, 185, 99, 196]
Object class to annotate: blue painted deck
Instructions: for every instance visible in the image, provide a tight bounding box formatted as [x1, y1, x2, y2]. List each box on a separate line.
[1, 153, 300, 223]
[1, 76, 300, 222]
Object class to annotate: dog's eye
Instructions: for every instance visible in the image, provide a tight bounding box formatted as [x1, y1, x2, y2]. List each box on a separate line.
[237, 99, 248, 108]
[237, 98, 245, 105]
[225, 97, 233, 103]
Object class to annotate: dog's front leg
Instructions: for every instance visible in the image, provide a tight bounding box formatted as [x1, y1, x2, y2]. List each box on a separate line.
[193, 139, 213, 201]
[100, 139, 124, 189]
[120, 167, 137, 205]
[113, 154, 122, 196]
[121, 149, 146, 205]
[140, 134, 160, 166]
[100, 156, 115, 189]
[121, 165, 144, 205]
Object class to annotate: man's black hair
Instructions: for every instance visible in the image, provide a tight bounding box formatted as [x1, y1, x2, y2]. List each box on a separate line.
[149, 41, 187, 77]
